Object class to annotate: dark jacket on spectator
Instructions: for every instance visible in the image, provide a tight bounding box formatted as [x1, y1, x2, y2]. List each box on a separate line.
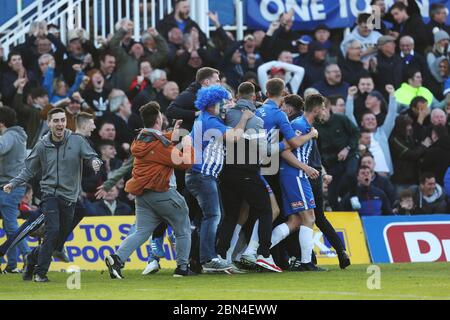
[392, 14, 428, 55]
[399, 51, 431, 86]
[259, 27, 298, 61]
[300, 44, 327, 89]
[402, 108, 431, 142]
[372, 172, 397, 207]
[103, 72, 121, 91]
[111, 113, 143, 145]
[1, 69, 37, 106]
[89, 200, 132, 216]
[411, 184, 448, 214]
[156, 91, 172, 115]
[341, 185, 392, 216]
[221, 41, 245, 90]
[165, 81, 200, 132]
[389, 130, 427, 185]
[170, 48, 212, 90]
[353, 92, 369, 123]
[339, 57, 368, 86]
[12, 93, 48, 149]
[157, 12, 207, 47]
[62, 40, 98, 86]
[81, 87, 112, 119]
[426, 19, 450, 48]
[341, 171, 397, 207]
[373, 50, 403, 95]
[420, 135, 450, 185]
[15, 34, 66, 76]
[312, 79, 349, 99]
[314, 113, 359, 169]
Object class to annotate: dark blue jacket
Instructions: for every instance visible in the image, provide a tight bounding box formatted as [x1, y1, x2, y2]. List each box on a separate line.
[1, 69, 37, 106]
[372, 173, 397, 207]
[312, 79, 349, 99]
[341, 185, 392, 216]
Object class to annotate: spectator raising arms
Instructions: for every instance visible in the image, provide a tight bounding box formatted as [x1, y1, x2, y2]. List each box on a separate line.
[346, 84, 397, 176]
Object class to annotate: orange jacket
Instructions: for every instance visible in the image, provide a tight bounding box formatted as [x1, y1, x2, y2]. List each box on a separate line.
[125, 130, 194, 195]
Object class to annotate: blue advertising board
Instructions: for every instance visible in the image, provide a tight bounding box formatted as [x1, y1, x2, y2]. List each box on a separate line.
[245, 0, 450, 31]
[361, 215, 450, 263]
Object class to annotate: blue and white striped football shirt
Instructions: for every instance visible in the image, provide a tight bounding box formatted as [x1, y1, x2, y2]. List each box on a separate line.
[280, 115, 313, 178]
[190, 112, 230, 178]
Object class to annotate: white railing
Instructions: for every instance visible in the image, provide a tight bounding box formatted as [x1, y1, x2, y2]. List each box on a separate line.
[1, 0, 245, 58]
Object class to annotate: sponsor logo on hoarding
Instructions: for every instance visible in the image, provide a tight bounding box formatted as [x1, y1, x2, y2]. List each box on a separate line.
[313, 230, 347, 258]
[383, 222, 450, 263]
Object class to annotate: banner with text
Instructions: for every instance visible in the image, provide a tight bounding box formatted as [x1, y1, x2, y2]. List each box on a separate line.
[0, 212, 370, 270]
[245, 0, 450, 31]
[0, 216, 176, 271]
[361, 214, 450, 263]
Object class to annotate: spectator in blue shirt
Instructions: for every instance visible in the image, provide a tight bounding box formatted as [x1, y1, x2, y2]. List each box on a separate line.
[341, 165, 392, 216]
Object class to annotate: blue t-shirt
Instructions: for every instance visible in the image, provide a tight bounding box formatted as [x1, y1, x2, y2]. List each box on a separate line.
[190, 112, 230, 178]
[280, 115, 313, 178]
[256, 100, 296, 153]
[176, 20, 187, 33]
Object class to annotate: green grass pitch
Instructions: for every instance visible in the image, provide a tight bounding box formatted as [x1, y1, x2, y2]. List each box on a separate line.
[1, 263, 449, 300]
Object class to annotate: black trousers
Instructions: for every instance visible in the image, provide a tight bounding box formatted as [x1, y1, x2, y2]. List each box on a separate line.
[311, 173, 345, 254]
[55, 198, 86, 252]
[217, 171, 272, 258]
[29, 196, 75, 276]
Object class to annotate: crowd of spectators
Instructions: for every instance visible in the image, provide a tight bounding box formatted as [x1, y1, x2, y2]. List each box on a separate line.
[1, 0, 450, 218]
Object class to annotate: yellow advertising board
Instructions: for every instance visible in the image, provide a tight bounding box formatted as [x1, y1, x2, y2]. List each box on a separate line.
[0, 216, 177, 272]
[0, 212, 370, 271]
[314, 212, 371, 265]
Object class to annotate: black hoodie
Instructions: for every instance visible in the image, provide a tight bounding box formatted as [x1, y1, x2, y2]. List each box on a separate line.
[165, 81, 201, 132]
[420, 135, 450, 185]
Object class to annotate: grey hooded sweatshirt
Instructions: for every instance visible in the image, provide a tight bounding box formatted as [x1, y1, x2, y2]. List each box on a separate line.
[9, 130, 101, 203]
[0, 126, 27, 188]
[223, 99, 268, 174]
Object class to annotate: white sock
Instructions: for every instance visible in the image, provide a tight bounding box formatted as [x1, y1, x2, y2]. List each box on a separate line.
[242, 220, 260, 256]
[270, 223, 290, 249]
[299, 225, 314, 264]
[226, 224, 241, 263]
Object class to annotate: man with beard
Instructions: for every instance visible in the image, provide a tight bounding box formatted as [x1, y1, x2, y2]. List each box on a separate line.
[157, 0, 207, 47]
[3, 109, 102, 282]
[0, 112, 99, 266]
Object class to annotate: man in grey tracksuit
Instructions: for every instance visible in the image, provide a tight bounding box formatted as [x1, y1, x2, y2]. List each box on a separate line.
[0, 106, 31, 273]
[3, 108, 102, 282]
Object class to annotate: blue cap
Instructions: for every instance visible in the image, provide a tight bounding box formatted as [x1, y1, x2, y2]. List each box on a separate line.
[297, 35, 312, 45]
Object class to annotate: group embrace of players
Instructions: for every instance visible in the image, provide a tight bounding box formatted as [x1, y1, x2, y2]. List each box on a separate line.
[1, 67, 350, 282]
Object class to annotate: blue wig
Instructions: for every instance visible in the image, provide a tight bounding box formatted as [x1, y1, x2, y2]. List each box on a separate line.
[195, 85, 230, 111]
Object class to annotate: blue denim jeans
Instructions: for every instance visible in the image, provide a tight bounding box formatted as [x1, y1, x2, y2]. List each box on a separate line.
[0, 186, 29, 269]
[185, 171, 222, 264]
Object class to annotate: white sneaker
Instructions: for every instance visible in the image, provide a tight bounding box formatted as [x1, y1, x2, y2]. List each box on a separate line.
[256, 255, 282, 273]
[142, 259, 161, 275]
